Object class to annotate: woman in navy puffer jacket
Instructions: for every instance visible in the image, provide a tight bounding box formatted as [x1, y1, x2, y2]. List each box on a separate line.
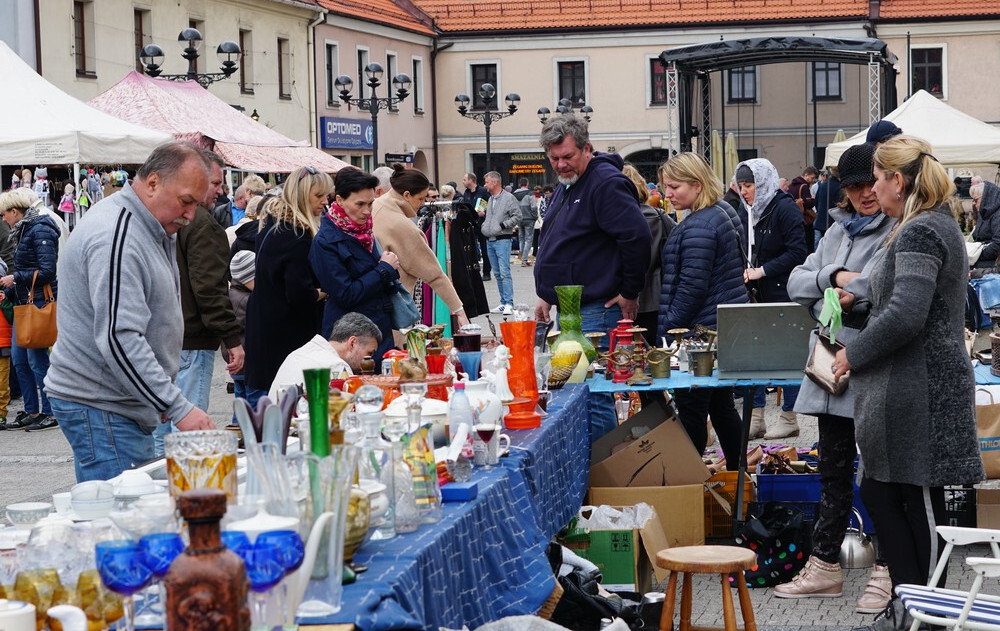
[658, 153, 748, 467]
[0, 191, 59, 430]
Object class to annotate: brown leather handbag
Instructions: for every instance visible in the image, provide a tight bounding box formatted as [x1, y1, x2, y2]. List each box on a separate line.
[804, 328, 848, 395]
[13, 271, 57, 349]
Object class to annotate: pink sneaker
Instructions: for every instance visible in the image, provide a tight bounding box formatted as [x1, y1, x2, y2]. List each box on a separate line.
[856, 564, 891, 614]
[773, 556, 843, 598]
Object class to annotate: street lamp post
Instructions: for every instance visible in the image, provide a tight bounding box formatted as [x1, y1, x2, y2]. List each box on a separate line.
[537, 98, 594, 124]
[334, 63, 411, 168]
[455, 83, 520, 173]
[140, 28, 241, 89]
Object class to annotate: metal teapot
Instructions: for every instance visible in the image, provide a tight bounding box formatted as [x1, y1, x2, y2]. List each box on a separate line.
[839, 508, 875, 569]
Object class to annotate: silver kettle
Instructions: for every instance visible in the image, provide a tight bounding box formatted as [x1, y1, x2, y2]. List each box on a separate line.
[839, 507, 875, 569]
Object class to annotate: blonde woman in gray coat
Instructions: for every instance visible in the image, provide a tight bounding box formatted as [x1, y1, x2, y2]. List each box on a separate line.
[776, 144, 896, 613]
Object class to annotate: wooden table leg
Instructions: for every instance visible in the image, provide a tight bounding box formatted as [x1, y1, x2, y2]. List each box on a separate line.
[680, 572, 692, 631]
[661, 571, 677, 631]
[720, 573, 737, 631]
[735, 570, 757, 631]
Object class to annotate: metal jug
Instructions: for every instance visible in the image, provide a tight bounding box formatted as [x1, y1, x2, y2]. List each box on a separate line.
[839, 508, 875, 569]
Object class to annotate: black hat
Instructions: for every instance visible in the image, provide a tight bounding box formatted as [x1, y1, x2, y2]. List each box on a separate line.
[837, 143, 877, 188]
[865, 120, 903, 144]
[735, 164, 754, 183]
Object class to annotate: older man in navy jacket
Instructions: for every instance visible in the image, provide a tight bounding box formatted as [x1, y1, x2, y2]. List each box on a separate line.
[534, 114, 651, 438]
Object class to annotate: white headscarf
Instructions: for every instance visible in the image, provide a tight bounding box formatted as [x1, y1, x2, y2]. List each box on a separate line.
[736, 158, 782, 226]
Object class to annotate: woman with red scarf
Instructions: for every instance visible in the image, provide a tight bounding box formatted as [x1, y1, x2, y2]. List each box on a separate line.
[309, 168, 400, 362]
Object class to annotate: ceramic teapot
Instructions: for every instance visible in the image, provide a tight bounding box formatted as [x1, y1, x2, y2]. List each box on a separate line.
[464, 380, 503, 427]
[839, 508, 875, 569]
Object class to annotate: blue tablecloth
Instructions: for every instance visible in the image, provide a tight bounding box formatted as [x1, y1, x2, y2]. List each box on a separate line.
[976, 362, 1000, 385]
[313, 384, 591, 631]
[585, 370, 804, 393]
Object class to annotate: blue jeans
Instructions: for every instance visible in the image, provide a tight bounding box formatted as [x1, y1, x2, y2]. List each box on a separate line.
[52, 397, 155, 482]
[155, 349, 215, 457]
[579, 300, 623, 440]
[750, 384, 799, 412]
[519, 221, 535, 260]
[10, 320, 51, 415]
[486, 238, 514, 306]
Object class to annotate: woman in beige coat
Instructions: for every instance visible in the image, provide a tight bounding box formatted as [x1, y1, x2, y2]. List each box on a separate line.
[372, 164, 471, 330]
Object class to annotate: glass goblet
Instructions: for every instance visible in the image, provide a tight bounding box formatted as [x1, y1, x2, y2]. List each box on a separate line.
[220, 531, 252, 558]
[136, 533, 184, 626]
[243, 542, 286, 628]
[95, 541, 153, 631]
[255, 530, 304, 624]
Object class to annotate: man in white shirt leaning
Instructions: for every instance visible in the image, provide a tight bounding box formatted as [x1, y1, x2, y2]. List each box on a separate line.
[268, 312, 381, 402]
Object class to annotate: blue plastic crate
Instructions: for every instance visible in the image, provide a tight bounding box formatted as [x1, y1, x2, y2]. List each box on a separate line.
[756, 473, 874, 534]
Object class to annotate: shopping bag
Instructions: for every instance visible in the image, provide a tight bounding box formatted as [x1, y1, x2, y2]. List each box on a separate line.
[12, 271, 57, 349]
[976, 388, 1000, 479]
[732, 502, 811, 588]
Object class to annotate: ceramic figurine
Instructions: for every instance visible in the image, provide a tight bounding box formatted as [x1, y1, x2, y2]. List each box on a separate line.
[492, 345, 515, 402]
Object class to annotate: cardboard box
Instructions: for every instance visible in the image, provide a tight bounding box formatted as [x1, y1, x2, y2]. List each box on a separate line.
[589, 485, 704, 548]
[590, 398, 711, 488]
[977, 486, 1000, 529]
[565, 506, 671, 592]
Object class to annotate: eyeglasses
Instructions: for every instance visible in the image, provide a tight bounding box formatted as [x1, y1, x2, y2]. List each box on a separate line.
[298, 165, 318, 180]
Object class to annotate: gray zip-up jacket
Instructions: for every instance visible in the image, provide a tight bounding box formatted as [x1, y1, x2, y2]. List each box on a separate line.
[481, 190, 520, 238]
[45, 183, 193, 432]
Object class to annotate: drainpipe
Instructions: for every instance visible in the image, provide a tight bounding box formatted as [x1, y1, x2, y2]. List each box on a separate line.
[307, 8, 328, 149]
[33, 0, 41, 72]
[431, 40, 453, 184]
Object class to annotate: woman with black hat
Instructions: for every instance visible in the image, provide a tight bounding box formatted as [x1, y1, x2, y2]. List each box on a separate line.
[776, 143, 896, 612]
[735, 159, 808, 439]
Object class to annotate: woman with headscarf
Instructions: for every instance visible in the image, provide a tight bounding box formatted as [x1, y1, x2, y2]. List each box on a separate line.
[832, 136, 983, 630]
[777, 144, 896, 613]
[735, 158, 808, 439]
[970, 180, 1000, 268]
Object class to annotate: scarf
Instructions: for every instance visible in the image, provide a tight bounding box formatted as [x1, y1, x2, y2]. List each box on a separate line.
[736, 158, 782, 227]
[8, 204, 42, 246]
[327, 201, 373, 252]
[841, 211, 882, 239]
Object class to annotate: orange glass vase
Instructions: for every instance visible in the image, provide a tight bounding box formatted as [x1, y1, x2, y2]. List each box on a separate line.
[499, 321, 541, 429]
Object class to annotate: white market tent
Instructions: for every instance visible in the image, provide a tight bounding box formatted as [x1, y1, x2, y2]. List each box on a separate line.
[0, 41, 171, 166]
[825, 90, 1000, 168]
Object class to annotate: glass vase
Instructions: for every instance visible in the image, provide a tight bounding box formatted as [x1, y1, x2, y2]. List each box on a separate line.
[303, 368, 331, 458]
[551, 285, 597, 362]
[499, 320, 541, 429]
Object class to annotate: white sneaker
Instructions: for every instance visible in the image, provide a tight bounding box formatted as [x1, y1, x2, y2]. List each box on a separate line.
[501, 304, 513, 315]
[491, 304, 506, 313]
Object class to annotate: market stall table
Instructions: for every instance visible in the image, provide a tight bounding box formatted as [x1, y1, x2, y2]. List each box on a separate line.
[314, 384, 590, 631]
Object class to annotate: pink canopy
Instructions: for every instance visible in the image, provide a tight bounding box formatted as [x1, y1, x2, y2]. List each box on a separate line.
[89, 71, 348, 173]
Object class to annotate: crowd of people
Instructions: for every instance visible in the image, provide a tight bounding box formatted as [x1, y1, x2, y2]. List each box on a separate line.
[0, 109, 989, 630]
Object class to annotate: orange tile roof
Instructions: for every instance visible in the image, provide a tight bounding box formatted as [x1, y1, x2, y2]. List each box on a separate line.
[317, 0, 436, 36]
[879, 0, 1000, 19]
[412, 0, 872, 32]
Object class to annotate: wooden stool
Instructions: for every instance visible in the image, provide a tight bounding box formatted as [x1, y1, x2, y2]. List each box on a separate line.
[656, 545, 757, 631]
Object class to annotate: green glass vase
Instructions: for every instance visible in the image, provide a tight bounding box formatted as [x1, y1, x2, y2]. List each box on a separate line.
[551, 285, 596, 362]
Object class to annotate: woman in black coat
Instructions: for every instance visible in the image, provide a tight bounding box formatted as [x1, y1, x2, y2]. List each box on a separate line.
[971, 180, 1000, 268]
[243, 167, 332, 403]
[309, 168, 400, 362]
[736, 158, 808, 439]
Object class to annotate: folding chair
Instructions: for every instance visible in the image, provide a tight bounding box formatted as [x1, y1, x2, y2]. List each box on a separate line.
[895, 526, 1000, 630]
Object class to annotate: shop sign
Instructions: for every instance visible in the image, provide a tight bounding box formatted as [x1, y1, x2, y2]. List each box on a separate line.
[320, 117, 373, 150]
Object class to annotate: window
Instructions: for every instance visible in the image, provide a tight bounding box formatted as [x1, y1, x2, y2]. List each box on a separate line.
[470, 63, 497, 110]
[650, 58, 668, 106]
[386, 53, 398, 111]
[412, 57, 424, 114]
[357, 48, 370, 100]
[812, 62, 841, 100]
[239, 30, 254, 95]
[188, 20, 204, 76]
[277, 37, 291, 100]
[557, 61, 586, 107]
[912, 47, 944, 97]
[134, 9, 150, 72]
[727, 66, 756, 104]
[325, 43, 338, 106]
[73, 1, 96, 78]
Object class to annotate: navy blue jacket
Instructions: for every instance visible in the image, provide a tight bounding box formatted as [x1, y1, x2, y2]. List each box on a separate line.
[657, 203, 748, 338]
[309, 214, 398, 361]
[750, 191, 808, 302]
[534, 153, 652, 305]
[12, 215, 59, 305]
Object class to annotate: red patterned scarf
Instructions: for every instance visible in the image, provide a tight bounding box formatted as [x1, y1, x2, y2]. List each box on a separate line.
[328, 201, 373, 252]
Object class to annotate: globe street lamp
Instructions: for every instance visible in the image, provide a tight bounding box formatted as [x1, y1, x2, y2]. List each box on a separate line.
[140, 28, 241, 89]
[537, 98, 594, 124]
[334, 63, 411, 168]
[455, 83, 520, 173]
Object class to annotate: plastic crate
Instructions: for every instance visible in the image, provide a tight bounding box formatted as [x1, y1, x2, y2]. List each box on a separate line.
[943, 485, 976, 528]
[747, 500, 819, 523]
[704, 472, 754, 538]
[756, 473, 875, 534]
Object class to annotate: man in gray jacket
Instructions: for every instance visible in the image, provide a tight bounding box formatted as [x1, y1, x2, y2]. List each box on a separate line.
[480, 171, 520, 314]
[45, 141, 216, 482]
